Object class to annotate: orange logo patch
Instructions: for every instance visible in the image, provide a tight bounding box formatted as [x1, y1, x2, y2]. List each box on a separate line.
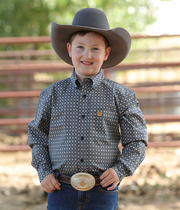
[97, 111, 102, 116]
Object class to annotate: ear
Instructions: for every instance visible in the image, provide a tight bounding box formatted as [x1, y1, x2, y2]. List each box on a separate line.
[67, 43, 72, 57]
[104, 46, 111, 61]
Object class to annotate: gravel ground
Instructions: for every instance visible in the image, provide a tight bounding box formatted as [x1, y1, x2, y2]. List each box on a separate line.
[0, 147, 180, 210]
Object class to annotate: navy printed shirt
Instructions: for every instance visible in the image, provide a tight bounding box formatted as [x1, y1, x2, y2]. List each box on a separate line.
[28, 69, 148, 182]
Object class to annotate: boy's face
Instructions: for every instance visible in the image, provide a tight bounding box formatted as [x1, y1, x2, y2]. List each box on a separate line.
[67, 32, 111, 82]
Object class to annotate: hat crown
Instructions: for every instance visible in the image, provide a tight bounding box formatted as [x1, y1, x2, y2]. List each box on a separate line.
[72, 8, 110, 30]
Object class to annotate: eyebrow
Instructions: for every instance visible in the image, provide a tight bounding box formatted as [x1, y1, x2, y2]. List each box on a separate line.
[75, 42, 101, 46]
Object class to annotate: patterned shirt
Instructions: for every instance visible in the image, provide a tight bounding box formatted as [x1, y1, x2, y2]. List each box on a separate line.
[28, 69, 148, 182]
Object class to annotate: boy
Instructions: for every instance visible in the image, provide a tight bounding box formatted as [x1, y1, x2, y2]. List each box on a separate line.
[28, 8, 148, 210]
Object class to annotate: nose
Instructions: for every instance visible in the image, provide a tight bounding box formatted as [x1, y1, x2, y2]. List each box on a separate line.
[83, 49, 92, 58]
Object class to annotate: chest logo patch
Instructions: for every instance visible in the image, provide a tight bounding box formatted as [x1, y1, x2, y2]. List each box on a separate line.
[97, 111, 102, 116]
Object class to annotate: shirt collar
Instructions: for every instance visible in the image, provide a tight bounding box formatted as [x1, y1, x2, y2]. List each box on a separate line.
[70, 69, 104, 89]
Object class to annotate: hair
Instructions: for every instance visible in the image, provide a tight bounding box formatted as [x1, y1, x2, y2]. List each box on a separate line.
[68, 30, 109, 49]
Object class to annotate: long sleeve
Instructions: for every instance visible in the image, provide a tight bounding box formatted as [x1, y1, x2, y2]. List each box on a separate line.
[28, 87, 54, 182]
[112, 87, 148, 181]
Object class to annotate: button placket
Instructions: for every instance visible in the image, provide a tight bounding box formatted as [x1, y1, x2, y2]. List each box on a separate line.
[80, 92, 87, 169]
[78, 82, 91, 171]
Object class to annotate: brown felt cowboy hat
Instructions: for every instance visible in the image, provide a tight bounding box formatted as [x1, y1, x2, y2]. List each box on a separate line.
[51, 8, 131, 69]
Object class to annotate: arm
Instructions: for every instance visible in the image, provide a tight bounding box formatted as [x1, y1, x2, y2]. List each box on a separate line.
[112, 101, 148, 181]
[28, 87, 60, 192]
[115, 87, 148, 176]
[28, 88, 53, 181]
[28, 88, 60, 193]
[101, 88, 148, 189]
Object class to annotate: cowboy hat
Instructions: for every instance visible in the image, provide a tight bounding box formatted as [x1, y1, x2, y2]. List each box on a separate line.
[51, 8, 131, 69]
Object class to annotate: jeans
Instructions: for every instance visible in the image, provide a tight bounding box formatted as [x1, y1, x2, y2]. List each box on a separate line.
[47, 182, 118, 210]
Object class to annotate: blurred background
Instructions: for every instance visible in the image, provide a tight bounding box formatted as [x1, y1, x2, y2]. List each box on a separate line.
[0, 0, 180, 209]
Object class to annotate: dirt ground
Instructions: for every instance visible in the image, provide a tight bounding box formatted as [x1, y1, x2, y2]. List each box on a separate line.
[0, 147, 180, 210]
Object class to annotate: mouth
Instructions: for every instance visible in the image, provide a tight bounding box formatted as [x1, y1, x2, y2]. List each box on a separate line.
[81, 61, 93, 66]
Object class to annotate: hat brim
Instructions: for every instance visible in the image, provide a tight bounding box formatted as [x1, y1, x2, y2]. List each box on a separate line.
[51, 22, 131, 69]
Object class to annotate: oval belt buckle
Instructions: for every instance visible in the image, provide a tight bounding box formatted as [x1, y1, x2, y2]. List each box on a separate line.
[70, 172, 95, 191]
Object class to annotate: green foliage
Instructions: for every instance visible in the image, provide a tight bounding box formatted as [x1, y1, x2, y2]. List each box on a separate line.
[0, 0, 51, 37]
[0, 0, 170, 38]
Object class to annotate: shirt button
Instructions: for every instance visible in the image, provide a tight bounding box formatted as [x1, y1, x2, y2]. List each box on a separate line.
[82, 115, 85, 119]
[80, 158, 84, 163]
[81, 136, 84, 140]
[82, 94, 86, 98]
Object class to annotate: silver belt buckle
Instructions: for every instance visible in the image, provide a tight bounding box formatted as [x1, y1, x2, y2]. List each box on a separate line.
[70, 172, 96, 191]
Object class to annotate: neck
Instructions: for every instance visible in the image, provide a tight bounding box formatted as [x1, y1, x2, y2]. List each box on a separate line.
[75, 72, 92, 83]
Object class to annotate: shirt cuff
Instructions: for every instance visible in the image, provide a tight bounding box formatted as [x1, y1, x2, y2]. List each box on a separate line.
[37, 168, 55, 183]
[112, 165, 126, 183]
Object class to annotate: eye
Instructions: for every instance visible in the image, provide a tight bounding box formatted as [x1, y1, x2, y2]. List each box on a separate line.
[77, 46, 83, 49]
[93, 47, 99, 51]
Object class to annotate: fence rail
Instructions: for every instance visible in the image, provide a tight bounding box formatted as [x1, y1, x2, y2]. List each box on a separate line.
[1, 115, 180, 126]
[1, 141, 180, 152]
[0, 34, 180, 45]
[1, 83, 180, 99]
[1, 61, 180, 72]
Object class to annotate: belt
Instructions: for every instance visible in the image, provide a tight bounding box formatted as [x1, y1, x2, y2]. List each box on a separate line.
[58, 173, 101, 191]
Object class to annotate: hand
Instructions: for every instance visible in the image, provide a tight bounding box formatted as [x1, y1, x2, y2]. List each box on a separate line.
[100, 168, 120, 191]
[41, 173, 61, 193]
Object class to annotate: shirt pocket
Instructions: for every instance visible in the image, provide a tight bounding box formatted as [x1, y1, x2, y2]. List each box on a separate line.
[92, 106, 119, 135]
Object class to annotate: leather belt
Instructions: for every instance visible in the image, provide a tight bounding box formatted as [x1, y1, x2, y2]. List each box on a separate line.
[58, 173, 101, 186]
